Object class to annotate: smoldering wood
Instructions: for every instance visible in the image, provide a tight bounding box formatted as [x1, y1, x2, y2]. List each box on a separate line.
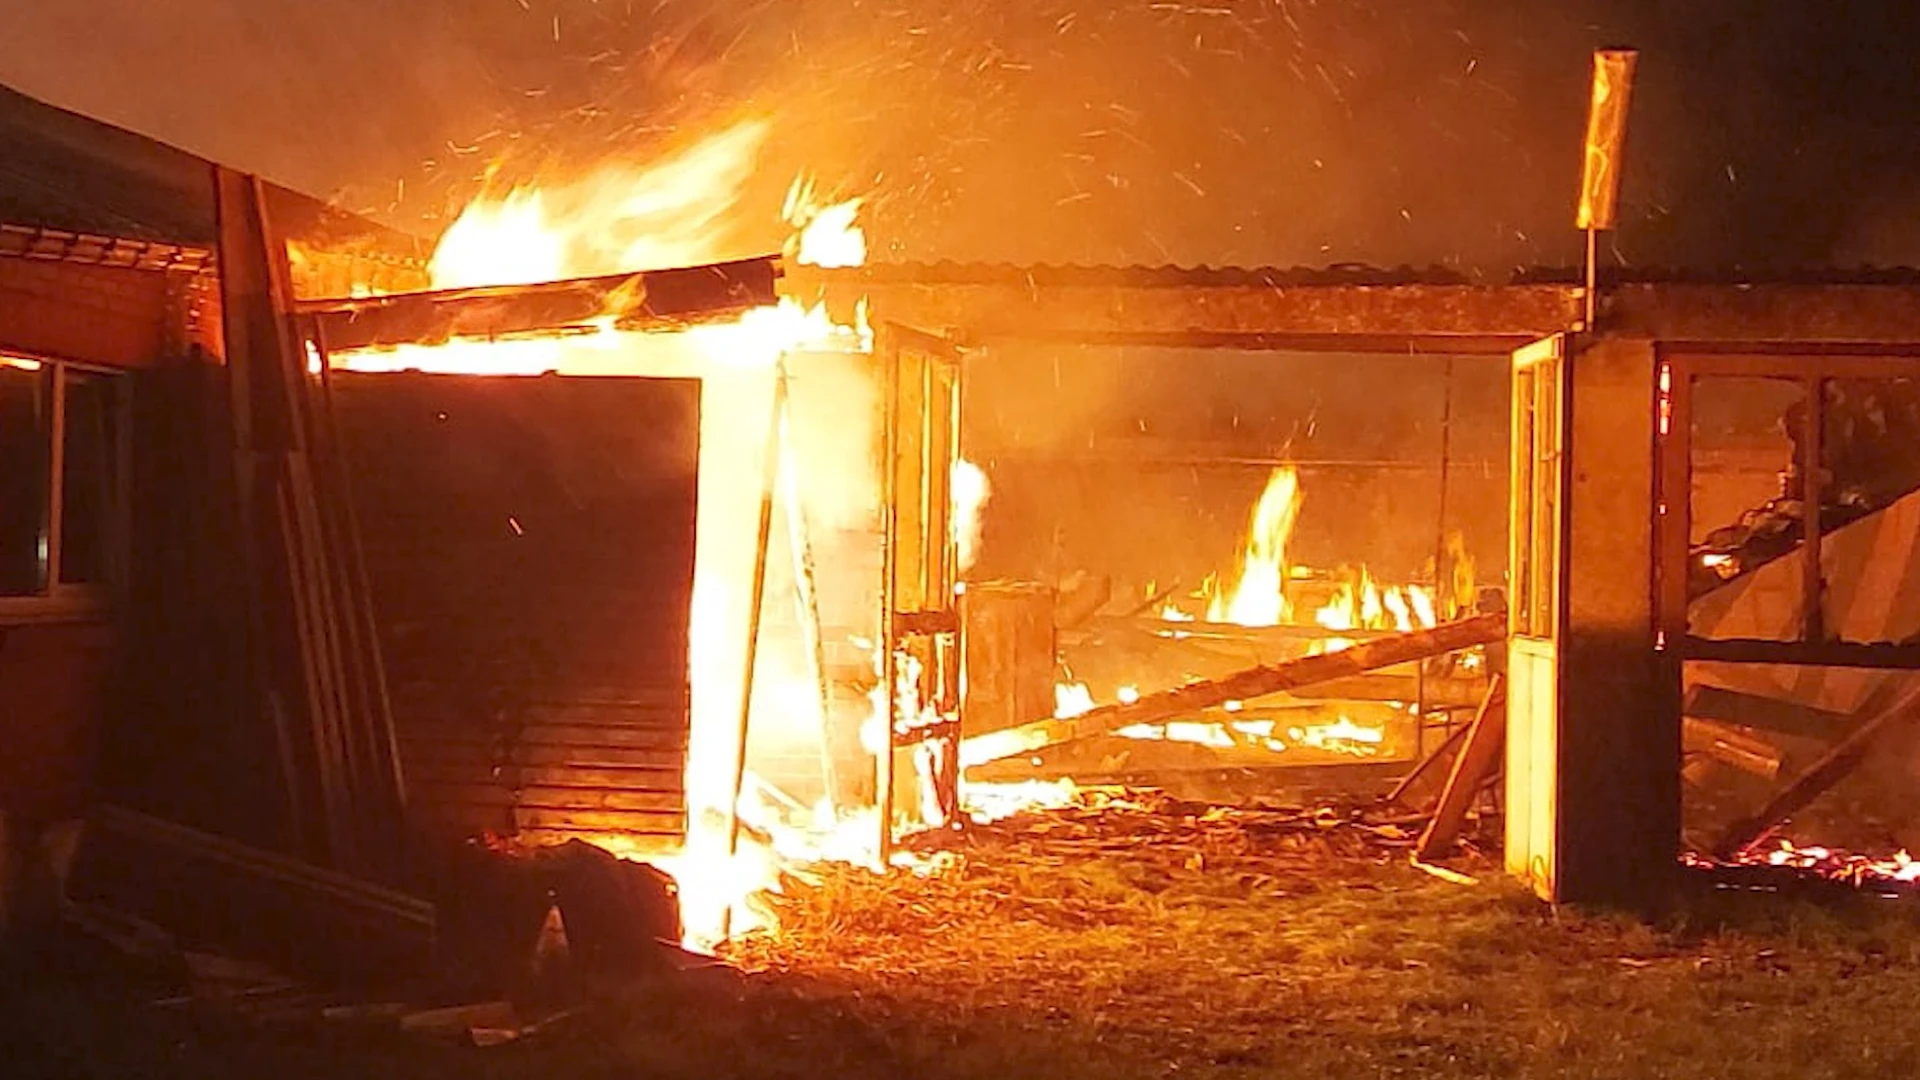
[961, 612, 1503, 765]
[1414, 675, 1506, 860]
[1714, 676, 1920, 858]
[299, 256, 781, 352]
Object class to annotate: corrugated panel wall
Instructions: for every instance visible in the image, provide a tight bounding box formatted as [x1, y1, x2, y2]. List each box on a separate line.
[330, 372, 697, 851]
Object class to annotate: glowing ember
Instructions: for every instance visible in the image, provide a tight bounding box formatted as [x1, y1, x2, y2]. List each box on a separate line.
[963, 778, 1080, 823]
[1292, 715, 1386, 756]
[1687, 839, 1920, 889]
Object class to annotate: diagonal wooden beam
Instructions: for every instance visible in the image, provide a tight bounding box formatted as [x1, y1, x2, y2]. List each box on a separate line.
[1415, 674, 1506, 860]
[960, 612, 1504, 767]
[1713, 676, 1920, 858]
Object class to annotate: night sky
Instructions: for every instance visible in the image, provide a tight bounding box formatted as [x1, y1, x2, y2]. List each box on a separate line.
[1, 0, 1916, 275]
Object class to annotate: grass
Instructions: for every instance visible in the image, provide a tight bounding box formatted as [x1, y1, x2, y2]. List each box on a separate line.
[12, 812, 1920, 1079]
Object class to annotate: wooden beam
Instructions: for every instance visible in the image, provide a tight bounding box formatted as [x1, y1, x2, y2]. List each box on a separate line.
[1683, 684, 1853, 741]
[300, 257, 780, 352]
[1714, 677, 1920, 858]
[1415, 675, 1506, 860]
[786, 265, 1579, 343]
[1681, 636, 1920, 670]
[960, 612, 1503, 766]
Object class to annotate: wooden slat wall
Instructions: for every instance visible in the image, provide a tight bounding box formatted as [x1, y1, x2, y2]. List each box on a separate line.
[330, 372, 697, 852]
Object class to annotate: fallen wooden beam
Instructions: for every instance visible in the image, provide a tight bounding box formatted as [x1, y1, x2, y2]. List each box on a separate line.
[1714, 676, 1920, 858]
[1681, 716, 1783, 780]
[300, 256, 781, 352]
[960, 612, 1503, 767]
[1684, 684, 1854, 741]
[1415, 674, 1506, 860]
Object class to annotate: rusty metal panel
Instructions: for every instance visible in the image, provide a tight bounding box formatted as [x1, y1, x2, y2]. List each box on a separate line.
[331, 372, 697, 850]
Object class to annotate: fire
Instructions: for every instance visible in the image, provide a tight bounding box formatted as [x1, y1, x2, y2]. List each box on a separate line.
[1204, 466, 1302, 626]
[1054, 681, 1096, 719]
[952, 459, 990, 573]
[331, 122, 879, 953]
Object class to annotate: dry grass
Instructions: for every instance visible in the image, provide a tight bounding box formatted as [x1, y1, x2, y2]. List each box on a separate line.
[13, 797, 1920, 1079]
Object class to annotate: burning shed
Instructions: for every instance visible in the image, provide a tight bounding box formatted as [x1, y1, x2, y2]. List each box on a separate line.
[0, 82, 775, 981]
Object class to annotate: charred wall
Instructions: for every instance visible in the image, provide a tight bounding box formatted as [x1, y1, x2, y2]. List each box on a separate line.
[330, 372, 698, 850]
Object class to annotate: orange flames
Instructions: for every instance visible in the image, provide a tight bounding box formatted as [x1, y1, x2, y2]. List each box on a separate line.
[1203, 466, 1302, 625]
[331, 123, 879, 952]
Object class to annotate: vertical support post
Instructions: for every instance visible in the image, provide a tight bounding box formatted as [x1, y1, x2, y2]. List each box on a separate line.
[725, 366, 786, 868]
[1583, 229, 1598, 330]
[876, 333, 899, 867]
[45, 366, 66, 589]
[1800, 371, 1825, 643]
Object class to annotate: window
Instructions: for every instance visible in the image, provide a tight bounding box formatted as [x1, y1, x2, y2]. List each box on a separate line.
[0, 358, 51, 595]
[0, 354, 123, 608]
[1511, 341, 1563, 639]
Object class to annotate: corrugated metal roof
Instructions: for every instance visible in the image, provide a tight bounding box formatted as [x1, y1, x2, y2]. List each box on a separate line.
[0, 82, 428, 267]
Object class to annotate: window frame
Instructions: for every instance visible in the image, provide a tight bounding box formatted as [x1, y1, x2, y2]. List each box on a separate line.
[1510, 338, 1565, 641]
[0, 350, 129, 624]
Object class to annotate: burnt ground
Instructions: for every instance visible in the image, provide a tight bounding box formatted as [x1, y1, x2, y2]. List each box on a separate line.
[11, 794, 1920, 1080]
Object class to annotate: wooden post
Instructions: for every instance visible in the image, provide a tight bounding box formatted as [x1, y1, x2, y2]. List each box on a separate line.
[723, 366, 786, 935]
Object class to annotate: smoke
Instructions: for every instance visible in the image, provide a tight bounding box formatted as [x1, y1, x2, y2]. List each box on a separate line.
[4, 0, 1920, 273]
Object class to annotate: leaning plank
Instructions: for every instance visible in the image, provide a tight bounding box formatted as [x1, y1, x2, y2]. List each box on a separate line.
[1386, 721, 1475, 812]
[1714, 675, 1920, 858]
[67, 805, 435, 987]
[1414, 675, 1506, 860]
[960, 612, 1504, 766]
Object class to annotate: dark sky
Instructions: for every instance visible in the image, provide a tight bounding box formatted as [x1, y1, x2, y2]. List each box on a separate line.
[1, 0, 1916, 275]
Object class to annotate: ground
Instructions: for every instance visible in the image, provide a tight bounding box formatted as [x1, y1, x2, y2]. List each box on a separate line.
[10, 794, 1920, 1080]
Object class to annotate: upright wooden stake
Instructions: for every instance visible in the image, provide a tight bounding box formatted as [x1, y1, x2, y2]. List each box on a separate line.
[721, 366, 787, 938]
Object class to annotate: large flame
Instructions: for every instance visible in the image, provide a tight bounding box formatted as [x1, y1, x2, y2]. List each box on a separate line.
[1205, 466, 1302, 626]
[333, 123, 875, 953]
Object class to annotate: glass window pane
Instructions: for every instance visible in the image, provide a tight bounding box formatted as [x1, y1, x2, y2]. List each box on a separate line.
[1818, 376, 1920, 645]
[1687, 375, 1806, 642]
[1530, 365, 1559, 636]
[0, 359, 51, 595]
[1512, 368, 1536, 636]
[60, 370, 118, 585]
